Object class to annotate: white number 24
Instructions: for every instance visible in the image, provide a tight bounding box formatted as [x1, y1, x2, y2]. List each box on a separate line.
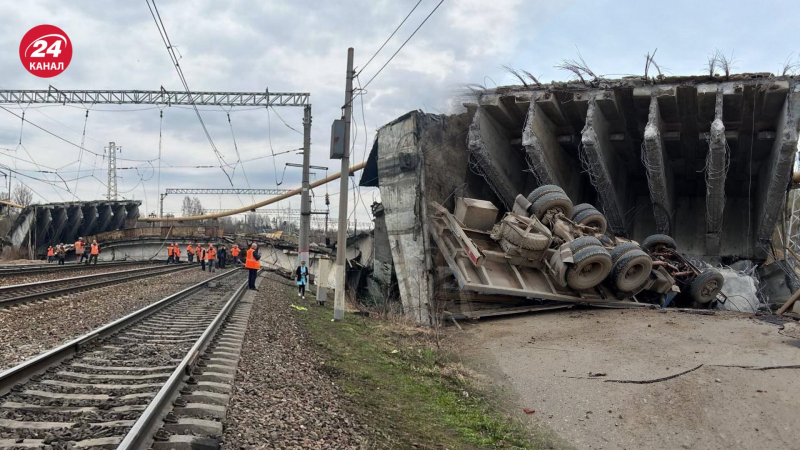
[30, 39, 62, 58]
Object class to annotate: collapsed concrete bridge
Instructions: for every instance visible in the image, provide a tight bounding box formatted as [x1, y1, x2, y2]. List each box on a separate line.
[3, 200, 140, 256]
[361, 73, 800, 322]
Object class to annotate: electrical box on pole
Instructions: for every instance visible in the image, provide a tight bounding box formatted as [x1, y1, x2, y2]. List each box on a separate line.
[330, 119, 346, 159]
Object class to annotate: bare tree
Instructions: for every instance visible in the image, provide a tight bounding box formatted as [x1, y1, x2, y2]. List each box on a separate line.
[12, 184, 33, 206]
[181, 196, 193, 217]
[190, 197, 204, 215]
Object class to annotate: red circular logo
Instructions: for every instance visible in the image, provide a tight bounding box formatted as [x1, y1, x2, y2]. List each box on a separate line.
[19, 25, 72, 78]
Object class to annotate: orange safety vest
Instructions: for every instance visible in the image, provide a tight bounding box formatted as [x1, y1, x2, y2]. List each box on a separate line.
[245, 248, 260, 269]
[187, 245, 194, 255]
[74, 241, 84, 253]
[47, 247, 54, 257]
[206, 248, 216, 260]
[231, 247, 240, 257]
[167, 245, 174, 256]
[91, 243, 99, 255]
[174, 246, 181, 257]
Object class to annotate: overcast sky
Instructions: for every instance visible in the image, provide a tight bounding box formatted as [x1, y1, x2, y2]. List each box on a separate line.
[0, 0, 797, 225]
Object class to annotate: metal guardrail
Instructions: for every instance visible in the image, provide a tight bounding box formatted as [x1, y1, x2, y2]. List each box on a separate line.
[0, 269, 239, 397]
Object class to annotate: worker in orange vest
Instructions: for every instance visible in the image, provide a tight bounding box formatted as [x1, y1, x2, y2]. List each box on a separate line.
[206, 244, 217, 273]
[166, 243, 174, 264]
[198, 245, 206, 271]
[88, 240, 100, 265]
[245, 243, 261, 290]
[74, 238, 87, 264]
[173, 243, 181, 263]
[186, 243, 194, 263]
[46, 246, 55, 263]
[230, 244, 241, 266]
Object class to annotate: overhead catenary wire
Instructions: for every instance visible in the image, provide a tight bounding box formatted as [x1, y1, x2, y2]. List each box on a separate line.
[146, 0, 235, 185]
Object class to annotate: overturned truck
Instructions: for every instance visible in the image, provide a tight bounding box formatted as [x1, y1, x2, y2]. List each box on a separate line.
[430, 187, 725, 311]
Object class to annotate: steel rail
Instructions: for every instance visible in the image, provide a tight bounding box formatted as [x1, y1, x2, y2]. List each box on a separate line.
[0, 260, 152, 276]
[118, 269, 251, 448]
[0, 264, 192, 308]
[0, 269, 239, 397]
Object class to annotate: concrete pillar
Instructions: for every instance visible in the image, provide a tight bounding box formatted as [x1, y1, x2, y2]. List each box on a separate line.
[580, 96, 627, 235]
[467, 107, 524, 209]
[110, 204, 127, 230]
[80, 204, 98, 236]
[96, 204, 113, 234]
[643, 95, 674, 234]
[49, 206, 68, 245]
[35, 207, 52, 249]
[64, 205, 83, 244]
[705, 90, 727, 254]
[757, 95, 799, 245]
[522, 101, 567, 190]
[125, 202, 139, 219]
[8, 207, 35, 249]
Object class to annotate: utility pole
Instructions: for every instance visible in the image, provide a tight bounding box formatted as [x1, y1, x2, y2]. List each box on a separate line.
[299, 105, 312, 265]
[159, 193, 167, 219]
[106, 142, 119, 201]
[333, 48, 354, 321]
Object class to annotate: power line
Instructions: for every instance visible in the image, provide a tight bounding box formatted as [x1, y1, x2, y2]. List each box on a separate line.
[360, 0, 445, 92]
[146, 0, 234, 185]
[356, 0, 423, 77]
[0, 105, 157, 163]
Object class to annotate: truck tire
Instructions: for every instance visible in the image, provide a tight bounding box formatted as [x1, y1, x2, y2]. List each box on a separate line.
[642, 234, 677, 253]
[573, 207, 608, 235]
[570, 236, 602, 253]
[532, 191, 574, 221]
[611, 249, 653, 293]
[690, 269, 724, 304]
[526, 185, 566, 204]
[610, 242, 641, 264]
[566, 246, 613, 290]
[572, 203, 595, 217]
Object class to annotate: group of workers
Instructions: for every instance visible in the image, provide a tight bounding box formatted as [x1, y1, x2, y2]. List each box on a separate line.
[165, 242, 262, 290]
[46, 238, 100, 265]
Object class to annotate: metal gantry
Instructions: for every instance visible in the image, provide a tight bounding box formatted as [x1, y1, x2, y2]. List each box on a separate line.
[0, 89, 310, 107]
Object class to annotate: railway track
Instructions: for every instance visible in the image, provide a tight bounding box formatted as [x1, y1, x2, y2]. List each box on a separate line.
[0, 261, 155, 277]
[0, 269, 252, 449]
[0, 265, 193, 308]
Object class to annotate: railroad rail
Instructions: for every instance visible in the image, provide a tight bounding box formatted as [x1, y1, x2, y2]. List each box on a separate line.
[0, 269, 252, 448]
[0, 265, 192, 308]
[0, 260, 156, 277]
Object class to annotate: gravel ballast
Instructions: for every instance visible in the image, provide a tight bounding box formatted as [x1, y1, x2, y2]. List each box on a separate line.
[0, 263, 155, 287]
[221, 275, 370, 449]
[0, 267, 220, 370]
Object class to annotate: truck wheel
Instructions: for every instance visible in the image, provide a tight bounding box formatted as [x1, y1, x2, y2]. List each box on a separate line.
[532, 192, 574, 221]
[572, 203, 595, 217]
[527, 185, 566, 204]
[570, 236, 602, 253]
[690, 269, 724, 304]
[567, 246, 612, 290]
[611, 249, 653, 293]
[573, 207, 608, 235]
[641, 234, 677, 253]
[610, 242, 641, 264]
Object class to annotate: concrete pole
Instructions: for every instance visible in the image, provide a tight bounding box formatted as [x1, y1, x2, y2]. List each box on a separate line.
[333, 48, 354, 321]
[299, 105, 312, 265]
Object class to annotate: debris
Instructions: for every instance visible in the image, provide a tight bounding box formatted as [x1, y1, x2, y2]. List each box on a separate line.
[523, 408, 536, 415]
[715, 378, 721, 383]
[290, 304, 308, 311]
[604, 364, 704, 384]
[391, 349, 399, 354]
[588, 372, 607, 377]
[776, 287, 800, 316]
